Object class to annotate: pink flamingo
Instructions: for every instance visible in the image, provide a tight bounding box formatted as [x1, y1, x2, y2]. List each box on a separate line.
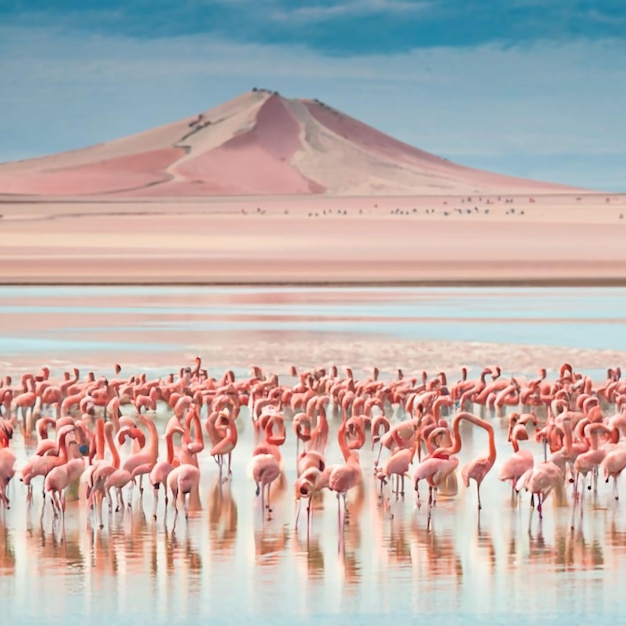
[308, 396, 330, 455]
[0, 425, 16, 510]
[328, 411, 362, 528]
[43, 428, 85, 522]
[249, 453, 282, 519]
[602, 445, 626, 500]
[209, 411, 238, 479]
[149, 420, 184, 520]
[413, 411, 486, 508]
[20, 424, 73, 501]
[377, 435, 417, 498]
[294, 464, 331, 532]
[573, 422, 613, 498]
[515, 461, 564, 520]
[292, 398, 314, 456]
[460, 415, 497, 510]
[167, 462, 201, 521]
[103, 422, 134, 512]
[498, 413, 534, 496]
[124, 413, 159, 504]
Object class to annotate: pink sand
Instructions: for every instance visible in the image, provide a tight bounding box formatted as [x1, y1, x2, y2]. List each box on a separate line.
[1, 192, 625, 285]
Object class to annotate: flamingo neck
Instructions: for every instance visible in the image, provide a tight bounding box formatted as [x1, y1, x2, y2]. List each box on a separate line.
[105, 429, 121, 469]
[166, 432, 176, 465]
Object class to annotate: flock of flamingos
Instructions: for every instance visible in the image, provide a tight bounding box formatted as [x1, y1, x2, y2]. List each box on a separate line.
[1, 359, 626, 534]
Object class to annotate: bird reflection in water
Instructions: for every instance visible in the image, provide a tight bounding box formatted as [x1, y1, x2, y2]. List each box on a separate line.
[375, 493, 412, 567]
[553, 526, 604, 571]
[338, 482, 365, 588]
[476, 517, 496, 573]
[26, 524, 85, 576]
[254, 524, 289, 565]
[410, 514, 463, 580]
[169, 527, 202, 581]
[387, 517, 413, 566]
[292, 528, 324, 580]
[207, 478, 238, 559]
[0, 525, 15, 575]
[525, 518, 605, 571]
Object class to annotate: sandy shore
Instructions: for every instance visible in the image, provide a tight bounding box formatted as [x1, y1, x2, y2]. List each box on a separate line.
[2, 336, 624, 381]
[1, 192, 625, 285]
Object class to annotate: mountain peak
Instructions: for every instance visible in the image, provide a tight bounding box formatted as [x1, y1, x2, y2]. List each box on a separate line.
[0, 90, 582, 197]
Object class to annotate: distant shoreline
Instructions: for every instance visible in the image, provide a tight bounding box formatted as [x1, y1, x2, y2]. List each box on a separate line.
[2, 279, 626, 287]
[2, 192, 626, 286]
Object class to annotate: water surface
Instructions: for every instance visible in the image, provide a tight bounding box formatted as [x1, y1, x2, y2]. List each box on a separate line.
[2, 286, 626, 625]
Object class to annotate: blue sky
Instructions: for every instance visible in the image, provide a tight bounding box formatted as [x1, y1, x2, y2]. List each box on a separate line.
[1, 0, 625, 191]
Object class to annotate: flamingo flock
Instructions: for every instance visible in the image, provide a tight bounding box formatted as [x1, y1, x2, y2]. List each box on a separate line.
[1, 360, 626, 533]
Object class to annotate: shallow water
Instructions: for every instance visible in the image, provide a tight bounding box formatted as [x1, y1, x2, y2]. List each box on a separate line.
[2, 286, 626, 625]
[1, 285, 626, 357]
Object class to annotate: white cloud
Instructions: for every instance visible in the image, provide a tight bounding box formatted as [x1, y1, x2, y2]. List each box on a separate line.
[0, 25, 625, 190]
[269, 0, 431, 22]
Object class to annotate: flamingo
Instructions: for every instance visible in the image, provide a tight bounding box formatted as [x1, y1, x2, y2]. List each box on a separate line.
[0, 425, 16, 510]
[209, 411, 239, 479]
[602, 446, 626, 500]
[167, 463, 201, 521]
[515, 461, 564, 520]
[294, 465, 331, 533]
[498, 413, 534, 496]
[460, 416, 497, 511]
[328, 410, 362, 528]
[124, 413, 159, 504]
[249, 453, 282, 519]
[149, 420, 184, 520]
[44, 429, 85, 522]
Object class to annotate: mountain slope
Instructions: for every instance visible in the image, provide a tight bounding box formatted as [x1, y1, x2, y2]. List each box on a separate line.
[0, 90, 582, 197]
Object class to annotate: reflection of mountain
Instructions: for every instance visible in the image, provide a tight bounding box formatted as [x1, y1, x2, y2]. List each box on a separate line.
[0, 90, 585, 198]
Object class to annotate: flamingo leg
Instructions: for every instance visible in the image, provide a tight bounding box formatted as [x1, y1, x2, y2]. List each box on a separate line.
[152, 485, 159, 520]
[97, 492, 104, 529]
[260, 482, 265, 515]
[184, 493, 190, 520]
[117, 488, 125, 512]
[295, 498, 302, 529]
[375, 443, 384, 469]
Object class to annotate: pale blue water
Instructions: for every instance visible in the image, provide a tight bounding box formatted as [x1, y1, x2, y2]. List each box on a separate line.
[2, 286, 626, 358]
[1, 286, 626, 625]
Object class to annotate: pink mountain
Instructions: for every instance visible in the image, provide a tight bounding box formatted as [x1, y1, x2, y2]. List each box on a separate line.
[0, 89, 580, 197]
